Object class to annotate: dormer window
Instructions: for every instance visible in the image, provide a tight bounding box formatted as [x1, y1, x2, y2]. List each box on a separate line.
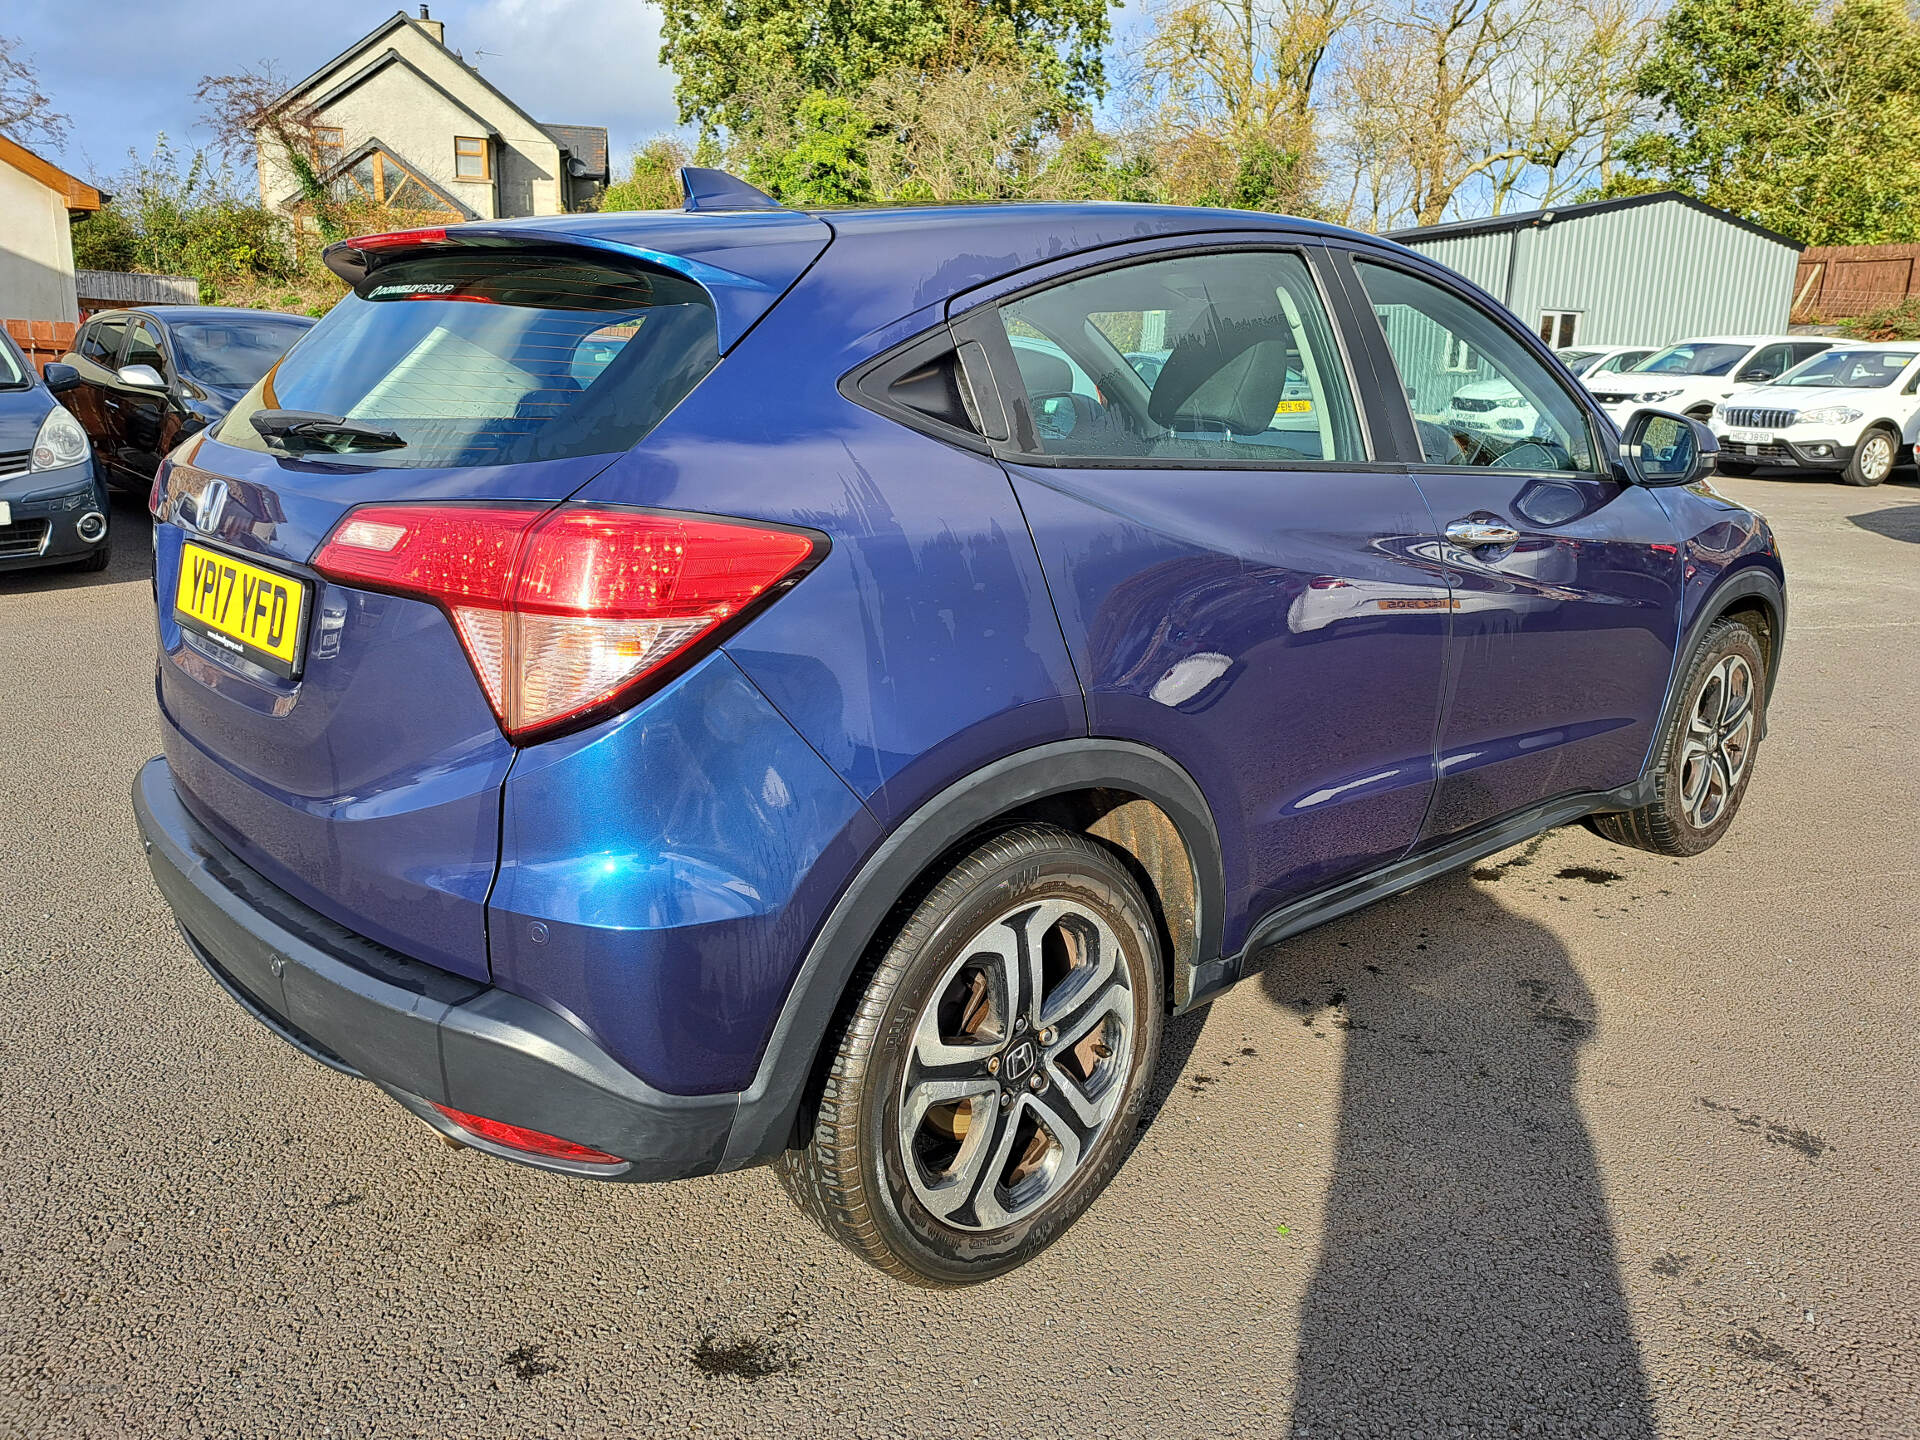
[454, 136, 489, 181]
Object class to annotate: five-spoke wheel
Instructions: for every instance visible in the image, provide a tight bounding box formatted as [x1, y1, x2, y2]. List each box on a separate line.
[778, 823, 1163, 1286]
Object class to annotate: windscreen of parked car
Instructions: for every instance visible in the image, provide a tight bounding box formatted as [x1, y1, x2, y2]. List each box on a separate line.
[216, 251, 719, 468]
[1634, 342, 1750, 377]
[0, 337, 26, 388]
[172, 318, 314, 391]
[1774, 348, 1920, 388]
[1557, 349, 1602, 375]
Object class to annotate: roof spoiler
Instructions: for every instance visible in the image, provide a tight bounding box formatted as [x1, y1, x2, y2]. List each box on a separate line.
[678, 167, 784, 213]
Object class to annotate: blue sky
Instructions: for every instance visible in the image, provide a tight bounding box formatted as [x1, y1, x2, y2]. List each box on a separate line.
[9, 0, 686, 184]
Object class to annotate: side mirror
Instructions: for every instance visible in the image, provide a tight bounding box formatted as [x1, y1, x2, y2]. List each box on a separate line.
[117, 363, 168, 391]
[1737, 366, 1776, 384]
[1622, 409, 1717, 487]
[41, 362, 81, 393]
[1032, 391, 1095, 442]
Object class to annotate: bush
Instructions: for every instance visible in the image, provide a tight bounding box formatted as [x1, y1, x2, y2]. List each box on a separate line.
[1839, 294, 1920, 341]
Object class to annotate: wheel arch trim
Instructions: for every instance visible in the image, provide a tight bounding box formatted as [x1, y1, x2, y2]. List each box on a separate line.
[722, 738, 1224, 1166]
[1658, 564, 1787, 763]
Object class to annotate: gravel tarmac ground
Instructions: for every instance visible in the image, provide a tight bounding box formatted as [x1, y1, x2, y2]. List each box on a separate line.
[1, 474, 1916, 1439]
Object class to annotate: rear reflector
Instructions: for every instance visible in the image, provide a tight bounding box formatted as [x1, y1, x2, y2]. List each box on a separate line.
[313, 504, 820, 742]
[429, 1103, 626, 1165]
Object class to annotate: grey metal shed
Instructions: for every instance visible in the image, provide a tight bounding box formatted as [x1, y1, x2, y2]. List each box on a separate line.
[1390, 192, 1803, 351]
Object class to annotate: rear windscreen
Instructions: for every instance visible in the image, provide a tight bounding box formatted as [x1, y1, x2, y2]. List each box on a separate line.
[217, 251, 720, 468]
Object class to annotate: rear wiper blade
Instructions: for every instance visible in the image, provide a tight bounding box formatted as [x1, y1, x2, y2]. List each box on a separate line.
[250, 409, 407, 453]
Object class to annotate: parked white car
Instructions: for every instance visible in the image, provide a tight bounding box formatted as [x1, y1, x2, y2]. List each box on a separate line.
[1589, 336, 1846, 428]
[1710, 344, 1920, 487]
[1557, 344, 1658, 381]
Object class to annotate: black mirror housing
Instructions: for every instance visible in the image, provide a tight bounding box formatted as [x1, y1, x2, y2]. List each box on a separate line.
[1622, 409, 1718, 487]
[41, 361, 80, 394]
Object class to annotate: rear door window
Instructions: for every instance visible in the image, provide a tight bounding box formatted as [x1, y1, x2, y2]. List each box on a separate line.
[994, 249, 1365, 464]
[217, 252, 720, 468]
[80, 318, 127, 367]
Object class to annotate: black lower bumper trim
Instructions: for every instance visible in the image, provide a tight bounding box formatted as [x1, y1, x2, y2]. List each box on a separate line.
[132, 757, 741, 1182]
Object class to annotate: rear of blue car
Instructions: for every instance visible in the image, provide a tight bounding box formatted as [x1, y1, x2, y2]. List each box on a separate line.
[136, 215, 871, 1176]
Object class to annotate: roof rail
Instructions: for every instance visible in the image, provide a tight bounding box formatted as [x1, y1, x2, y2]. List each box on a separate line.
[679, 167, 784, 213]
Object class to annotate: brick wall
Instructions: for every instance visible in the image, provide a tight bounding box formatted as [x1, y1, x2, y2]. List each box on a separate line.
[3, 318, 78, 374]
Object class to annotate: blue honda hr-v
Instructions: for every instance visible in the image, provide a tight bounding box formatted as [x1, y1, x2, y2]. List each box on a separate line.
[134, 169, 1785, 1285]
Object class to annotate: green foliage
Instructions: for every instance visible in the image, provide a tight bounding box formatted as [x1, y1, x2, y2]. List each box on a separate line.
[1622, 0, 1920, 243]
[66, 136, 334, 312]
[1839, 294, 1920, 340]
[742, 92, 876, 204]
[656, 0, 1113, 136]
[598, 139, 691, 211]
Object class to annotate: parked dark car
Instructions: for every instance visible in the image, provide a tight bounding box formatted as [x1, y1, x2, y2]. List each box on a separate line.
[60, 306, 314, 494]
[133, 171, 1786, 1286]
[0, 331, 110, 573]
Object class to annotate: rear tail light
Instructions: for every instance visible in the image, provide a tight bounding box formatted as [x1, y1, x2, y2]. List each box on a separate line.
[313, 504, 821, 742]
[429, 1103, 626, 1165]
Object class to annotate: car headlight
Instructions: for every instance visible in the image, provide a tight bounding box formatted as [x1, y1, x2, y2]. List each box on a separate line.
[1792, 406, 1861, 426]
[30, 405, 90, 471]
[1633, 389, 1684, 404]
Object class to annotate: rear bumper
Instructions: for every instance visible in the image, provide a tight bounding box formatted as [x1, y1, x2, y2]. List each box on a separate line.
[132, 756, 742, 1182]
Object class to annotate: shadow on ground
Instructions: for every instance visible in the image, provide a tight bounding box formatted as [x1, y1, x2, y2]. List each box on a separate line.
[1849, 503, 1920, 545]
[1252, 869, 1655, 1438]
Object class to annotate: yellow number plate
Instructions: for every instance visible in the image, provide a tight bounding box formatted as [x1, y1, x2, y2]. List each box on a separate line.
[174, 541, 308, 678]
[1275, 399, 1314, 415]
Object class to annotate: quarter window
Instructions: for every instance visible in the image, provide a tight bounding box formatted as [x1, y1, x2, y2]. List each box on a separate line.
[454, 136, 489, 180]
[994, 250, 1365, 464]
[124, 321, 167, 376]
[1356, 261, 1597, 473]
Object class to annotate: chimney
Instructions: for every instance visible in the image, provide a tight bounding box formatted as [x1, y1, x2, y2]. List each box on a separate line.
[416, 5, 445, 44]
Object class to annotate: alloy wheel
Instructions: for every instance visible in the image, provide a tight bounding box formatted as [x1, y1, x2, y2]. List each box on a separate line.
[1679, 654, 1755, 829]
[897, 898, 1136, 1232]
[1860, 433, 1895, 482]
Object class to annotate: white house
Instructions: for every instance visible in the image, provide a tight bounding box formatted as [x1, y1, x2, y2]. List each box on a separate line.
[257, 7, 609, 227]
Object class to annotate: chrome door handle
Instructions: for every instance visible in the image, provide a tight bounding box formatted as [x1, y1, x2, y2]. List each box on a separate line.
[1445, 520, 1519, 548]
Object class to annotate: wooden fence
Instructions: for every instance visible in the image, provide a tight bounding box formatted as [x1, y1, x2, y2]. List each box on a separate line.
[1793, 244, 1920, 321]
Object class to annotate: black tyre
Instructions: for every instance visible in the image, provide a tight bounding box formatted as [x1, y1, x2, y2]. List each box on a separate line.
[72, 541, 111, 573]
[1842, 426, 1898, 487]
[778, 823, 1164, 1286]
[1589, 618, 1766, 856]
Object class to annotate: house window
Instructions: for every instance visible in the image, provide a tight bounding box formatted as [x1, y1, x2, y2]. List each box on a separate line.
[454, 136, 489, 181]
[314, 126, 344, 163]
[1539, 310, 1581, 349]
[1444, 336, 1478, 373]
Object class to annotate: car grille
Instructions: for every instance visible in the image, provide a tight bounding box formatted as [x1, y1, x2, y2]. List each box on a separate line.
[1719, 440, 1793, 462]
[1724, 407, 1796, 429]
[1450, 395, 1498, 412]
[0, 518, 51, 558]
[0, 448, 31, 480]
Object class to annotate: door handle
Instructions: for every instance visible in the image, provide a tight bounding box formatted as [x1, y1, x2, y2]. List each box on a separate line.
[1445, 520, 1519, 549]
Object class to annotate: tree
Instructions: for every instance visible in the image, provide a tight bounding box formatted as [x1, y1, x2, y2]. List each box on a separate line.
[1622, 0, 1920, 243]
[655, 0, 1114, 137]
[599, 138, 693, 210]
[194, 63, 340, 237]
[0, 32, 68, 148]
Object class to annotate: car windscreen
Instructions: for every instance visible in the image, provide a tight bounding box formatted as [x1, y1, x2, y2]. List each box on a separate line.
[0, 335, 25, 388]
[216, 250, 720, 468]
[1777, 348, 1919, 388]
[1636, 342, 1749, 377]
[172, 317, 313, 390]
[1557, 349, 1601, 374]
